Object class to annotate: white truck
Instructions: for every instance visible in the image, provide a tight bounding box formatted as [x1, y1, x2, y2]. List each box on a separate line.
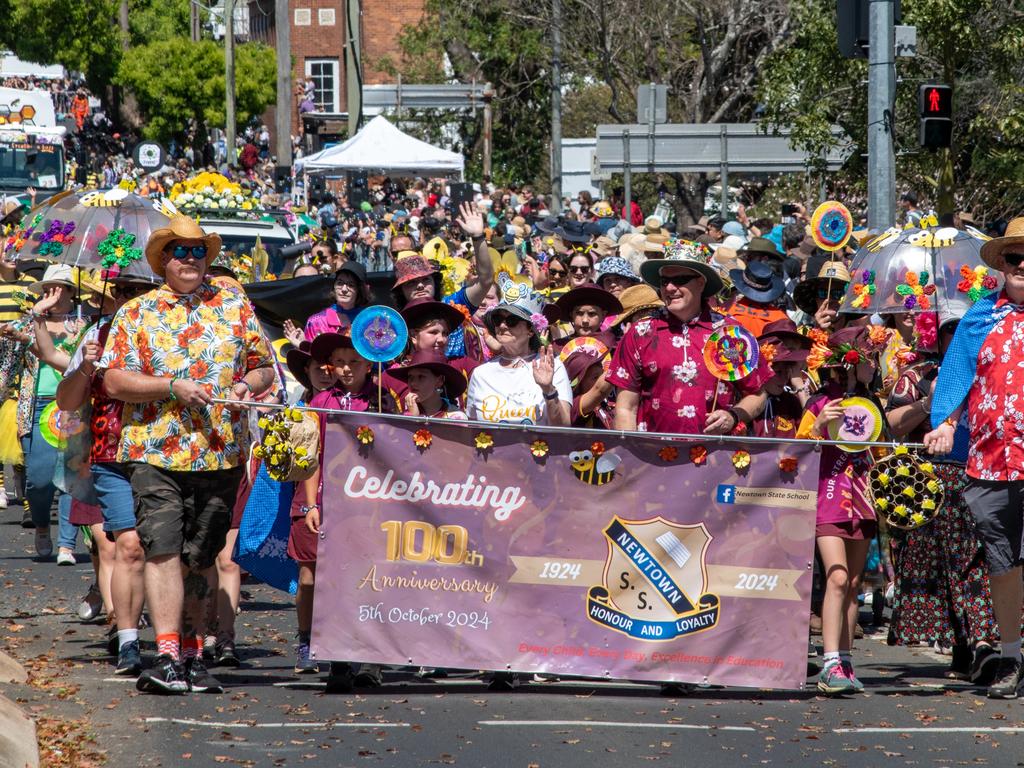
[0, 86, 67, 203]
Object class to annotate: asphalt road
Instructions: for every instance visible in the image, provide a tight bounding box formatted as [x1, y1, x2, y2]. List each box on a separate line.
[4, 501, 1024, 768]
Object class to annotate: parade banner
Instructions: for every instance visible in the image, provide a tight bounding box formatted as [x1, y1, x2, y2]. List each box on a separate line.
[311, 414, 821, 689]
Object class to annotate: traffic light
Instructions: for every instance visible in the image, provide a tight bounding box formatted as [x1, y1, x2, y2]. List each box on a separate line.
[919, 84, 953, 149]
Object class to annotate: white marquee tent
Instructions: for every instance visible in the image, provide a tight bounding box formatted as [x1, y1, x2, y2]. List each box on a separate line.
[296, 115, 464, 179]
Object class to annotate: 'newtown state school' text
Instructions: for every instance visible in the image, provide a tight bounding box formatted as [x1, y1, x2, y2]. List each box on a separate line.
[343, 466, 527, 521]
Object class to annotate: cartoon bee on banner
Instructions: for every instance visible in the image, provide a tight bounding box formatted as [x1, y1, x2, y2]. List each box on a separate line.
[568, 448, 621, 486]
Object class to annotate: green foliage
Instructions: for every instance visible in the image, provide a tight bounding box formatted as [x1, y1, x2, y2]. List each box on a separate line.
[2, 0, 122, 88]
[127, 0, 191, 46]
[116, 37, 276, 141]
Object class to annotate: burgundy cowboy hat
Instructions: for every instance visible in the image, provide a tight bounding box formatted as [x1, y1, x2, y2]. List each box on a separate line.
[759, 318, 813, 349]
[400, 298, 466, 332]
[285, 341, 315, 391]
[387, 350, 467, 398]
[758, 334, 808, 364]
[548, 283, 623, 322]
[392, 255, 439, 288]
[310, 331, 355, 363]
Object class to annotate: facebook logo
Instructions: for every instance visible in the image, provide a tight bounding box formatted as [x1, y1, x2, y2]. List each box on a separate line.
[716, 485, 737, 504]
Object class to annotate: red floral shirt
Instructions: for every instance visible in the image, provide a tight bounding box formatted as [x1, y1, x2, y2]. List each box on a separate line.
[606, 308, 771, 434]
[966, 295, 1024, 481]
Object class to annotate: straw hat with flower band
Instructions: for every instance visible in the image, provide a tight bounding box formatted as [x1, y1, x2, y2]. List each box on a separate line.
[980, 216, 1024, 272]
[608, 283, 665, 328]
[809, 325, 888, 372]
[639, 238, 722, 298]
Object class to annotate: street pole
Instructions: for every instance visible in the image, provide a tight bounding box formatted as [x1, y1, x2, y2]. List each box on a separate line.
[719, 125, 728, 216]
[345, 0, 363, 137]
[867, 0, 896, 229]
[482, 87, 493, 181]
[191, 0, 201, 42]
[225, 0, 237, 165]
[549, 0, 562, 214]
[275, 0, 292, 169]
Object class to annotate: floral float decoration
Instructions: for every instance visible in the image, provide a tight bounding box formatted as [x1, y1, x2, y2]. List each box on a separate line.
[895, 271, 936, 311]
[957, 264, 999, 303]
[254, 407, 320, 482]
[97, 229, 143, 277]
[37, 220, 76, 259]
[169, 171, 264, 216]
[413, 428, 433, 450]
[849, 270, 876, 309]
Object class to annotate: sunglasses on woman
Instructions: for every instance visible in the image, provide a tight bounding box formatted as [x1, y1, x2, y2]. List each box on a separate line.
[816, 287, 847, 300]
[169, 244, 208, 261]
[569, 265, 591, 274]
[548, 267, 567, 278]
[492, 312, 525, 328]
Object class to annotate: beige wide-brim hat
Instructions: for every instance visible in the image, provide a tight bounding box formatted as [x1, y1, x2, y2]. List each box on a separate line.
[145, 215, 222, 277]
[28, 263, 76, 293]
[981, 216, 1024, 271]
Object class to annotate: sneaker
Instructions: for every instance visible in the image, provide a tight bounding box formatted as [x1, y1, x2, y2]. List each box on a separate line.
[842, 661, 864, 692]
[325, 661, 354, 693]
[214, 640, 240, 668]
[987, 657, 1023, 699]
[56, 548, 76, 566]
[0, 486, 7, 509]
[971, 645, 1000, 686]
[817, 661, 856, 695]
[77, 585, 103, 621]
[354, 663, 383, 688]
[294, 642, 318, 675]
[202, 635, 217, 661]
[34, 528, 52, 558]
[106, 625, 119, 655]
[20, 503, 32, 529]
[115, 640, 142, 676]
[185, 658, 224, 693]
[487, 671, 520, 691]
[136, 655, 187, 695]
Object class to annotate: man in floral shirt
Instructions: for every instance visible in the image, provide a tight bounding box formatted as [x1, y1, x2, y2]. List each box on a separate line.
[609, 240, 770, 436]
[101, 215, 274, 696]
[926, 216, 1024, 699]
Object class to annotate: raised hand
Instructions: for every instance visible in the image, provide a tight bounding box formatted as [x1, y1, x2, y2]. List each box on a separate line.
[532, 344, 556, 390]
[455, 202, 485, 239]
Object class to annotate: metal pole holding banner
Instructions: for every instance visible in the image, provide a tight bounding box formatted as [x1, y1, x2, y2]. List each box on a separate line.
[622, 129, 631, 223]
[719, 125, 728, 216]
[867, 0, 896, 228]
[550, 0, 563, 214]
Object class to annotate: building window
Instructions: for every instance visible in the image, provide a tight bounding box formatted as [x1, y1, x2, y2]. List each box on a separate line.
[318, 8, 336, 25]
[304, 59, 339, 113]
[294, 8, 311, 25]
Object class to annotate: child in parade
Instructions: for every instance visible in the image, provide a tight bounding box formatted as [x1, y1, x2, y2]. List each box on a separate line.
[388, 350, 468, 419]
[300, 332, 397, 692]
[797, 325, 886, 695]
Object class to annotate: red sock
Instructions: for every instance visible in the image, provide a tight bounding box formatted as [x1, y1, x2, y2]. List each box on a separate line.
[182, 635, 202, 661]
[156, 633, 180, 661]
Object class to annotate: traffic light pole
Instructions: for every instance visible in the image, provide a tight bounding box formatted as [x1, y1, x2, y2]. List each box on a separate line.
[867, 0, 896, 229]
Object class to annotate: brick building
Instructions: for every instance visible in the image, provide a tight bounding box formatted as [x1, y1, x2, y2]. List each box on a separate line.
[248, 0, 425, 153]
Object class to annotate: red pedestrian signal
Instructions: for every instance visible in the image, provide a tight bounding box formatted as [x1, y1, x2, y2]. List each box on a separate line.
[918, 84, 953, 149]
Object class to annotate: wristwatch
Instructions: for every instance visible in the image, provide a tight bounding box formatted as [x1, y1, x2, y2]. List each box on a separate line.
[300, 504, 320, 515]
[543, 388, 559, 401]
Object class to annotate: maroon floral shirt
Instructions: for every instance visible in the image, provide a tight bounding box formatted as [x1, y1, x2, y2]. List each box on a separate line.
[606, 308, 771, 434]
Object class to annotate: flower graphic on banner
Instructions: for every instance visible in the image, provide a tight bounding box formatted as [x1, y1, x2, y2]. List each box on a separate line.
[732, 450, 751, 470]
[356, 425, 374, 445]
[590, 441, 605, 456]
[689, 445, 708, 466]
[957, 264, 999, 303]
[474, 431, 494, 451]
[778, 456, 799, 473]
[850, 270, 876, 309]
[895, 270, 936, 310]
[658, 446, 679, 462]
[530, 440, 549, 458]
[413, 428, 433, 450]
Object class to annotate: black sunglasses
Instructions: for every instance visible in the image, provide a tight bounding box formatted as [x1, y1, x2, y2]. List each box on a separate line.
[569, 265, 590, 274]
[816, 287, 847, 300]
[548, 267, 567, 277]
[1006, 253, 1024, 268]
[492, 312, 525, 328]
[661, 273, 700, 288]
[169, 244, 208, 261]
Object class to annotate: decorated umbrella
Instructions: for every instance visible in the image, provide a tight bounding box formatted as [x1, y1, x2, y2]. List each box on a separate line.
[839, 225, 1003, 316]
[9, 188, 178, 278]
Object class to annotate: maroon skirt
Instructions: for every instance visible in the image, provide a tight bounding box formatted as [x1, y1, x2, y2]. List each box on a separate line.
[816, 519, 878, 541]
[69, 498, 103, 526]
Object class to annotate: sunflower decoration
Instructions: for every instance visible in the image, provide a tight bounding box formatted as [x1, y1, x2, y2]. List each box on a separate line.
[253, 407, 319, 482]
[731, 450, 751, 470]
[529, 440, 549, 458]
[689, 445, 708, 466]
[413, 428, 433, 450]
[97, 229, 143, 276]
[356, 425, 375, 445]
[474, 431, 494, 452]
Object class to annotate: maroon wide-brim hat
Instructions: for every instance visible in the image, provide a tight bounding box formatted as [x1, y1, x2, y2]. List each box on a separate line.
[759, 334, 809, 364]
[551, 283, 623, 322]
[310, 331, 355, 363]
[400, 298, 466, 332]
[387, 350, 467, 398]
[286, 341, 314, 390]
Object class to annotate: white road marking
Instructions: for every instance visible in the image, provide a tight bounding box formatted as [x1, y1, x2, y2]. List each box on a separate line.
[834, 726, 1024, 734]
[143, 717, 409, 729]
[477, 720, 755, 732]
